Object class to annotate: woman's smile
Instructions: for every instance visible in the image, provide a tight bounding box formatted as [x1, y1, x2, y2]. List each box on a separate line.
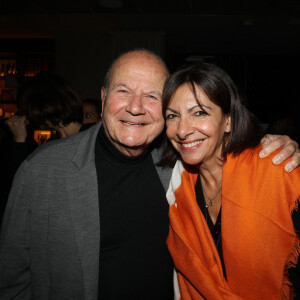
[179, 139, 204, 150]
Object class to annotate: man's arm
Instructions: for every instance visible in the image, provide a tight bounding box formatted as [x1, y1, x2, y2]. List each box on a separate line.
[0, 164, 32, 299]
[259, 134, 300, 173]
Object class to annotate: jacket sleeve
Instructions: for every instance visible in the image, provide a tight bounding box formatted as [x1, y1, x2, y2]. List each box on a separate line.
[0, 161, 33, 299]
[8, 142, 29, 181]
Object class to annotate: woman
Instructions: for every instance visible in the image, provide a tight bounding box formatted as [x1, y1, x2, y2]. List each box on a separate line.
[161, 63, 300, 299]
[82, 98, 102, 124]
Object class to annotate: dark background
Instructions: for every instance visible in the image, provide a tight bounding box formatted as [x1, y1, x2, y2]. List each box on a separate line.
[0, 0, 299, 134]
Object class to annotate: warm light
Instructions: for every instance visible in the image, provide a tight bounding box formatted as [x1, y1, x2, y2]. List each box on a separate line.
[4, 112, 15, 119]
[34, 130, 52, 145]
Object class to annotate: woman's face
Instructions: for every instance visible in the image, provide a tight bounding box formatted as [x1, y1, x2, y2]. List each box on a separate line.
[165, 83, 231, 167]
[82, 103, 100, 124]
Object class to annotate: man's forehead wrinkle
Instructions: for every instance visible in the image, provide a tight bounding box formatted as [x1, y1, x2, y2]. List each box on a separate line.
[109, 81, 163, 97]
[150, 90, 162, 96]
[110, 71, 165, 92]
[110, 82, 129, 90]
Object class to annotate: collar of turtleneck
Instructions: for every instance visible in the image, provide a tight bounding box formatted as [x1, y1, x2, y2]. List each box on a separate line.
[98, 125, 150, 166]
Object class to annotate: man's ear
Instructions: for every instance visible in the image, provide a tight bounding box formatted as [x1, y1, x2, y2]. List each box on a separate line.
[101, 87, 106, 117]
[225, 115, 231, 133]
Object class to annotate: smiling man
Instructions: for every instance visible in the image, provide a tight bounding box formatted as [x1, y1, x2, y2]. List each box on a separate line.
[96, 51, 173, 299]
[100, 51, 166, 156]
[0, 50, 299, 300]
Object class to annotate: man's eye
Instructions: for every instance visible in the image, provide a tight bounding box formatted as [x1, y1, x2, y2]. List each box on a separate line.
[85, 113, 92, 118]
[118, 89, 128, 93]
[147, 95, 158, 100]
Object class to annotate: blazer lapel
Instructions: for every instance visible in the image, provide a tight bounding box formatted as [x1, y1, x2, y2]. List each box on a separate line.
[66, 123, 101, 300]
[151, 147, 172, 192]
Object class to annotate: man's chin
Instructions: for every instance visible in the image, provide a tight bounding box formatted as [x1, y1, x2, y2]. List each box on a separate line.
[121, 140, 149, 150]
[116, 138, 152, 156]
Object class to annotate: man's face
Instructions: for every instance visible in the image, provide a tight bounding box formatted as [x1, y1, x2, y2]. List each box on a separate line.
[101, 52, 168, 156]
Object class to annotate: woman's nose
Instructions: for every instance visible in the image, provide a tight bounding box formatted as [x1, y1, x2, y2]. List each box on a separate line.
[177, 117, 193, 140]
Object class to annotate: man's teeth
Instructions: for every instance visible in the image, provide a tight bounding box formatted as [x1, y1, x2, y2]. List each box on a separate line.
[182, 140, 203, 148]
[122, 121, 143, 126]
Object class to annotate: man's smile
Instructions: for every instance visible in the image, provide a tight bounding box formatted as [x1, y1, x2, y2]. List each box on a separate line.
[121, 120, 147, 126]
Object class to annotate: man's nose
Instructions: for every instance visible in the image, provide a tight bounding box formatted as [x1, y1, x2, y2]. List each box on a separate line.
[177, 117, 193, 140]
[126, 94, 146, 115]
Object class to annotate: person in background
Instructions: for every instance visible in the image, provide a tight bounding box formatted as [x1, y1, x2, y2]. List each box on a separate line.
[16, 72, 83, 138]
[0, 117, 29, 225]
[0, 50, 299, 300]
[5, 115, 37, 179]
[161, 63, 300, 299]
[82, 98, 102, 124]
[5, 72, 84, 180]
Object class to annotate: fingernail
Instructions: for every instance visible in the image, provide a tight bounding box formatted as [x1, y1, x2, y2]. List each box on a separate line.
[285, 165, 292, 173]
[259, 151, 266, 158]
[272, 157, 280, 165]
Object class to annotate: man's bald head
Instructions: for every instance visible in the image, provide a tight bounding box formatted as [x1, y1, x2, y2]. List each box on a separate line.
[103, 49, 169, 90]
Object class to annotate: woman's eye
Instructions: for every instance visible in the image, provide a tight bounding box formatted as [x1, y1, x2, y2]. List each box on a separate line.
[85, 113, 92, 118]
[166, 114, 177, 120]
[195, 110, 207, 116]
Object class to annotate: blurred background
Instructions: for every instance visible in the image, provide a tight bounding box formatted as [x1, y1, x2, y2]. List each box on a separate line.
[0, 0, 299, 221]
[0, 0, 299, 131]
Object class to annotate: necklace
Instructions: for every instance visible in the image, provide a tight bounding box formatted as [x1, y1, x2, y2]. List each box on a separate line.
[201, 180, 222, 208]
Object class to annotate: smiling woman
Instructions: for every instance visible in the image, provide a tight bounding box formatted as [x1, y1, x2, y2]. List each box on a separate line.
[165, 83, 231, 167]
[161, 63, 300, 299]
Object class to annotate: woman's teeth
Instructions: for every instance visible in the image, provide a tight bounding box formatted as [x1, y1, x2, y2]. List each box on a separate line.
[181, 140, 203, 148]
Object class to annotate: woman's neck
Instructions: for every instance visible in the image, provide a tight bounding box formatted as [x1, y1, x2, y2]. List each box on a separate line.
[198, 159, 223, 225]
[198, 163, 223, 194]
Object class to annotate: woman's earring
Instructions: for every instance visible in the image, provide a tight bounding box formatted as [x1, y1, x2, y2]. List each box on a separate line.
[225, 126, 231, 133]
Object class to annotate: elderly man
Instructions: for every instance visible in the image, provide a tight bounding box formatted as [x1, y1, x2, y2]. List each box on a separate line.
[0, 50, 299, 300]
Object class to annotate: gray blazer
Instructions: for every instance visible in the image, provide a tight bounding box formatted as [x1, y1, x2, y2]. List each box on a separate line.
[0, 122, 172, 300]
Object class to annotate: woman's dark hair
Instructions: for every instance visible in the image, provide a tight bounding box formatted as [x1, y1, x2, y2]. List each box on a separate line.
[159, 63, 264, 168]
[17, 72, 83, 128]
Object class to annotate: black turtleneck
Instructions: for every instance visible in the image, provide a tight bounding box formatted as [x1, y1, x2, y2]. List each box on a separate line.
[95, 125, 173, 300]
